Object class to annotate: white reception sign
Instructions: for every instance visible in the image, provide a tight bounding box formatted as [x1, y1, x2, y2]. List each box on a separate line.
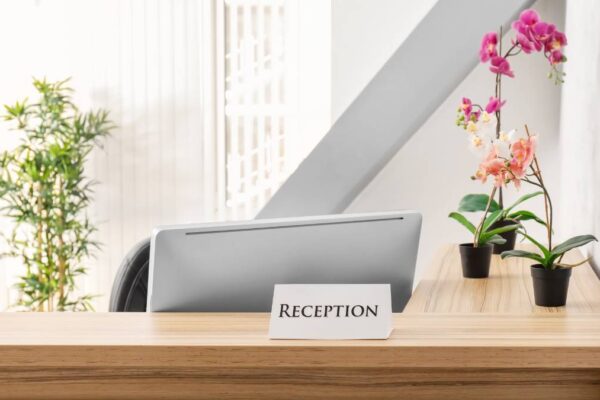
[268, 284, 393, 340]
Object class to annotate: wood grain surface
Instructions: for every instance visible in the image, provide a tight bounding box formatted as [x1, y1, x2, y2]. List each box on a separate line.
[404, 245, 600, 313]
[2, 244, 600, 399]
[1, 312, 600, 399]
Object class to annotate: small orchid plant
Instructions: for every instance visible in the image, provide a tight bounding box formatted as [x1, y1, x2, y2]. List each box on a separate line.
[451, 8, 597, 267]
[499, 125, 597, 270]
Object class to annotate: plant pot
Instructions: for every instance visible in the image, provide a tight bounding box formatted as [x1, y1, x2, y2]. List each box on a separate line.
[459, 243, 492, 278]
[530, 265, 572, 307]
[490, 219, 517, 254]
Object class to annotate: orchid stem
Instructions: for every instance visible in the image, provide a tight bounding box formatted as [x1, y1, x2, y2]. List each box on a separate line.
[495, 26, 504, 210]
[474, 186, 498, 247]
[524, 124, 553, 250]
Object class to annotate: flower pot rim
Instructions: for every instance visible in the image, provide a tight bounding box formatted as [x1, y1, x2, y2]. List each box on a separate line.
[492, 217, 518, 224]
[459, 242, 493, 249]
[530, 264, 572, 272]
[530, 264, 572, 279]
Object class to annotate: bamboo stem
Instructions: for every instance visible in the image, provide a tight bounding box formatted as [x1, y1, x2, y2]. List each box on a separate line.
[35, 182, 46, 312]
[57, 177, 66, 308]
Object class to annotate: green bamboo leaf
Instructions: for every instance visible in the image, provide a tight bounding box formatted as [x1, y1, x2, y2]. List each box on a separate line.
[0, 77, 113, 311]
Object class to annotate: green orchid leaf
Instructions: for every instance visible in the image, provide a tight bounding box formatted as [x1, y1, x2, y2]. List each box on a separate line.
[500, 249, 545, 264]
[458, 194, 500, 213]
[508, 210, 547, 226]
[448, 212, 476, 234]
[482, 209, 504, 232]
[480, 224, 520, 243]
[505, 191, 544, 213]
[551, 235, 598, 257]
[517, 230, 551, 260]
[486, 235, 507, 245]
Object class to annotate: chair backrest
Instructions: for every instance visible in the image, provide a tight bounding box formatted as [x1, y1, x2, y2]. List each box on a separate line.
[109, 238, 150, 312]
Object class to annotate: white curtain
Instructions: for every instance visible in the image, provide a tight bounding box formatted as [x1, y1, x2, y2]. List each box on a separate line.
[0, 0, 216, 311]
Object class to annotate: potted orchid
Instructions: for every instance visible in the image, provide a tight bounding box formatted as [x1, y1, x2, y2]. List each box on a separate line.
[449, 207, 518, 279]
[500, 126, 597, 306]
[457, 191, 544, 253]
[448, 136, 526, 278]
[498, 127, 597, 306]
[454, 9, 566, 254]
[454, 8, 597, 305]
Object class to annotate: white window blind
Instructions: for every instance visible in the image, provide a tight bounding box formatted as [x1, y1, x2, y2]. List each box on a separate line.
[221, 0, 296, 220]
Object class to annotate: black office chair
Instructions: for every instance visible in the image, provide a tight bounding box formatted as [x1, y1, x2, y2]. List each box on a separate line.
[109, 238, 151, 312]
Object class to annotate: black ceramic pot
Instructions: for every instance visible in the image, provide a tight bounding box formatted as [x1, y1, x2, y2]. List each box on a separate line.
[459, 243, 492, 278]
[490, 219, 517, 254]
[530, 265, 572, 307]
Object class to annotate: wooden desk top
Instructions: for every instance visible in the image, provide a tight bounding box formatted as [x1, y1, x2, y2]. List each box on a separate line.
[2, 312, 600, 399]
[404, 245, 600, 313]
[2, 245, 600, 399]
[1, 312, 600, 367]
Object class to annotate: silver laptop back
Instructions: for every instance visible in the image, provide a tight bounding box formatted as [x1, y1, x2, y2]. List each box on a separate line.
[148, 211, 421, 312]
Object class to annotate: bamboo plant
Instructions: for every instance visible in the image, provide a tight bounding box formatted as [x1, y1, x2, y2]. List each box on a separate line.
[0, 78, 113, 311]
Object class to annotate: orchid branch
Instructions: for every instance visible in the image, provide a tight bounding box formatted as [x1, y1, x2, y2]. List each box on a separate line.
[525, 124, 553, 250]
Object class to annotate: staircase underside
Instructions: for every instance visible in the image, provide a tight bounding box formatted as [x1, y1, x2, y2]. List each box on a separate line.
[258, 0, 534, 219]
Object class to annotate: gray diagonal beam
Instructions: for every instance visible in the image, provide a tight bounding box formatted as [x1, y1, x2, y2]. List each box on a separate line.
[258, 0, 534, 219]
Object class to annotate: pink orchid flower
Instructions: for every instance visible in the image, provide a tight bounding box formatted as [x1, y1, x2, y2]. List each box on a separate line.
[512, 10, 555, 53]
[475, 148, 506, 187]
[509, 136, 537, 186]
[461, 97, 472, 115]
[531, 22, 556, 48]
[516, 35, 534, 53]
[512, 10, 541, 48]
[519, 9, 540, 26]
[545, 30, 567, 52]
[489, 56, 514, 77]
[549, 50, 565, 65]
[479, 32, 498, 62]
[485, 96, 506, 114]
[460, 97, 480, 123]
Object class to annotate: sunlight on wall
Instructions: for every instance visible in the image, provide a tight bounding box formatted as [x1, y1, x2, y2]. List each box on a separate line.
[559, 0, 600, 268]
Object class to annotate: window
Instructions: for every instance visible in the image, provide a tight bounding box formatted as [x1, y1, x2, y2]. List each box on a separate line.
[219, 0, 296, 220]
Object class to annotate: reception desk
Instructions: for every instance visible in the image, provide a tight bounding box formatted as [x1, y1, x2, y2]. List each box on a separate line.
[1, 246, 600, 400]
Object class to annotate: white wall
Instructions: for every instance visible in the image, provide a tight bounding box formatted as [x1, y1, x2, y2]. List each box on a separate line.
[342, 0, 566, 281]
[331, 0, 437, 121]
[291, 0, 332, 172]
[559, 0, 600, 267]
